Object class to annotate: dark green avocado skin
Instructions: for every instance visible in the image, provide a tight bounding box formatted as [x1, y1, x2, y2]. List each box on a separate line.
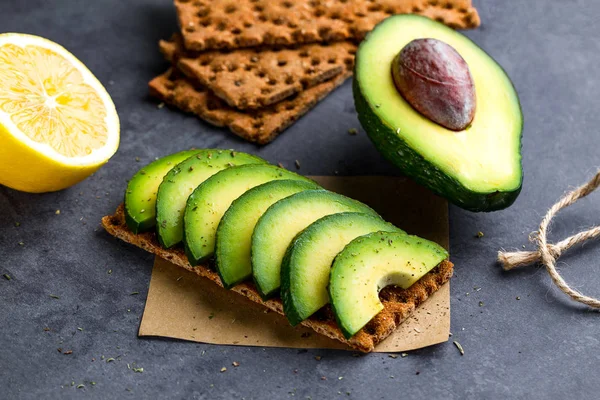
[352, 78, 523, 212]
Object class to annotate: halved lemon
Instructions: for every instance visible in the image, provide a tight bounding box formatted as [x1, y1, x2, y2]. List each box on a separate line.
[0, 33, 119, 193]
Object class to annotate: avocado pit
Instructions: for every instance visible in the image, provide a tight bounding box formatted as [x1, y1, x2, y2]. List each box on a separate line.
[391, 38, 476, 131]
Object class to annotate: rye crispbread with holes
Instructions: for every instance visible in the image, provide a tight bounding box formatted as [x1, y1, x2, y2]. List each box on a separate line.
[160, 34, 355, 110]
[175, 0, 480, 51]
[149, 68, 351, 144]
[102, 204, 453, 352]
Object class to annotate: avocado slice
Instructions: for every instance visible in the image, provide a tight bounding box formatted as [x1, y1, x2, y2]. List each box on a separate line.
[354, 15, 523, 212]
[251, 190, 379, 299]
[125, 149, 200, 234]
[280, 212, 403, 326]
[183, 164, 314, 265]
[215, 179, 320, 289]
[329, 231, 448, 338]
[156, 150, 266, 248]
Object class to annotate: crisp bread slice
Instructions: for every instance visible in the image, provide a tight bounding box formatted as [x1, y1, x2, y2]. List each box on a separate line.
[102, 204, 454, 353]
[160, 34, 355, 110]
[148, 68, 351, 144]
[175, 0, 480, 51]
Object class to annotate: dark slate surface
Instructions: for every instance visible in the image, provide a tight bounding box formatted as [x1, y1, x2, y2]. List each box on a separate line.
[2, 1, 600, 399]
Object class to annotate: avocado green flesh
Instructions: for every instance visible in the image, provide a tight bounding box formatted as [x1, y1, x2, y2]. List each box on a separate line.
[215, 180, 320, 289]
[156, 151, 266, 249]
[281, 213, 403, 326]
[329, 231, 448, 339]
[354, 15, 523, 211]
[183, 164, 314, 265]
[251, 190, 379, 299]
[125, 150, 200, 234]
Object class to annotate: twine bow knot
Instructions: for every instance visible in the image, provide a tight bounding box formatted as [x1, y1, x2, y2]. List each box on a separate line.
[498, 170, 600, 309]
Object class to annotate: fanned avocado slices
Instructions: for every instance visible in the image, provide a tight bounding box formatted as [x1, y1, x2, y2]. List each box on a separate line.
[156, 150, 266, 248]
[280, 212, 403, 326]
[251, 190, 379, 299]
[215, 179, 320, 289]
[183, 164, 314, 265]
[329, 231, 448, 338]
[354, 15, 523, 211]
[125, 149, 200, 234]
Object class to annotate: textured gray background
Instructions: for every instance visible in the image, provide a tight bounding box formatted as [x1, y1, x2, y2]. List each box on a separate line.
[1, 0, 600, 399]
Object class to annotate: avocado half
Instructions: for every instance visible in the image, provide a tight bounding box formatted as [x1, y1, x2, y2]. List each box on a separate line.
[353, 15, 523, 212]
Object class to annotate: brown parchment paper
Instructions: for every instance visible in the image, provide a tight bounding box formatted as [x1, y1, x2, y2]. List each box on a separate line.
[139, 176, 450, 352]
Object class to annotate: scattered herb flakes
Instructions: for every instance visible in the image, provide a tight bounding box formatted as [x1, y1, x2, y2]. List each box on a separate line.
[101, 355, 105, 360]
[314, 356, 322, 361]
[57, 348, 63, 353]
[64, 350, 73, 355]
[18, 241, 24, 246]
[55, 209, 61, 215]
[107, 269, 112, 275]
[320, 376, 327, 381]
[220, 367, 227, 373]
[91, 382, 96, 386]
[453, 341, 465, 356]
[232, 361, 240, 367]
[130, 291, 139, 296]
[348, 128, 358, 135]
[208, 312, 215, 320]
[338, 377, 343, 380]
[49, 294, 60, 299]
[476, 231, 484, 238]
[14, 222, 20, 227]
[479, 301, 484, 307]
[76, 384, 85, 389]
[132, 367, 144, 373]
[516, 296, 521, 301]
[474, 287, 481, 292]
[401, 353, 408, 358]
[157, 102, 165, 109]
[294, 160, 301, 169]
[106, 358, 115, 363]
[3, 274, 11, 281]
[135, 157, 140, 162]
[388, 354, 398, 359]
[43, 327, 50, 332]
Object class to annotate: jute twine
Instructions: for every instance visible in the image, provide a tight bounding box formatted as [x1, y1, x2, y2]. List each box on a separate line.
[498, 170, 600, 308]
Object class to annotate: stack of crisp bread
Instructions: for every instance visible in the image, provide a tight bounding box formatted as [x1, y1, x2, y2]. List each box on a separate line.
[149, 0, 480, 144]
